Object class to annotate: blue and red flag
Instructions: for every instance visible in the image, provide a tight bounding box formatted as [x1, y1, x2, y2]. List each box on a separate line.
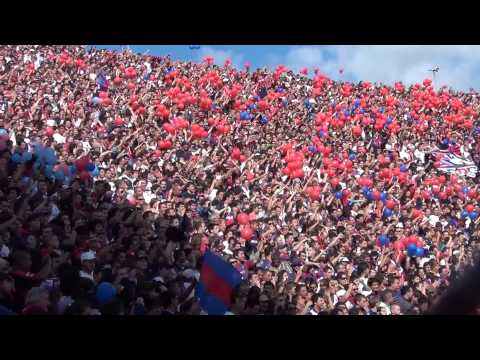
[196, 251, 242, 315]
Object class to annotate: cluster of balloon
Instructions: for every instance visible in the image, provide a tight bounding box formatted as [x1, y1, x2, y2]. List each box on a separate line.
[74, 155, 100, 181]
[191, 124, 208, 140]
[157, 139, 172, 151]
[98, 91, 112, 107]
[214, 121, 231, 136]
[224, 84, 242, 100]
[282, 150, 305, 179]
[58, 52, 72, 66]
[461, 204, 479, 221]
[174, 117, 189, 130]
[231, 147, 247, 163]
[10, 151, 33, 164]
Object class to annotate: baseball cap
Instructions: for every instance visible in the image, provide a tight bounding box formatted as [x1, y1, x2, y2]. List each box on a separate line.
[336, 289, 347, 298]
[80, 251, 96, 262]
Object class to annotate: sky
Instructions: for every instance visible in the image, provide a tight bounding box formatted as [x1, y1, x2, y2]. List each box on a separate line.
[98, 45, 480, 91]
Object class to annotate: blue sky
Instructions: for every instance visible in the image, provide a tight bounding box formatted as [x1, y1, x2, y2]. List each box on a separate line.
[97, 45, 480, 91]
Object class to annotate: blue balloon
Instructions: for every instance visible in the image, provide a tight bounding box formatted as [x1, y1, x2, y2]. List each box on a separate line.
[407, 243, 417, 257]
[367, 191, 374, 201]
[282, 99, 288, 107]
[354, 99, 360, 107]
[319, 130, 326, 137]
[43, 148, 57, 165]
[44, 165, 54, 179]
[240, 111, 250, 121]
[69, 165, 77, 176]
[11, 153, 22, 163]
[304, 100, 311, 108]
[469, 211, 479, 220]
[416, 247, 425, 257]
[22, 152, 32, 162]
[463, 187, 469, 194]
[387, 116, 393, 124]
[400, 164, 408, 172]
[260, 116, 268, 125]
[461, 210, 469, 220]
[361, 187, 370, 195]
[335, 191, 343, 199]
[379, 106, 384, 113]
[380, 191, 388, 202]
[379, 234, 390, 247]
[54, 171, 65, 181]
[92, 97, 101, 105]
[90, 166, 100, 178]
[383, 208, 393, 218]
[96, 282, 117, 305]
[308, 145, 317, 153]
[86, 163, 95, 172]
[348, 153, 356, 161]
[442, 138, 449, 146]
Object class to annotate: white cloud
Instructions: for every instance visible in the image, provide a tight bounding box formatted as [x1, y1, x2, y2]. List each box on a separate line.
[197, 46, 244, 70]
[282, 45, 480, 91]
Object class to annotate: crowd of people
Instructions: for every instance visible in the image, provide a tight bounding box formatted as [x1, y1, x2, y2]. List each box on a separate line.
[1, 45, 480, 315]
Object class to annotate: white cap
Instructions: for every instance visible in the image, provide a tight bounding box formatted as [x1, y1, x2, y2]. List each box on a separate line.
[336, 289, 347, 298]
[80, 251, 96, 262]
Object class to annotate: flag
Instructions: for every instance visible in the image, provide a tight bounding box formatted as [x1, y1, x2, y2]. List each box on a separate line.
[196, 251, 242, 315]
[432, 147, 478, 178]
[96, 73, 109, 89]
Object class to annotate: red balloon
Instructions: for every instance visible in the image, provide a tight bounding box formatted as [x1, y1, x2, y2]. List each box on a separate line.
[282, 167, 291, 176]
[431, 185, 440, 194]
[330, 177, 340, 188]
[468, 189, 477, 198]
[46, 127, 54, 137]
[239, 155, 247, 163]
[79, 171, 90, 182]
[163, 123, 176, 134]
[385, 199, 395, 209]
[422, 190, 431, 200]
[437, 175, 446, 185]
[372, 190, 381, 201]
[353, 126, 362, 137]
[292, 169, 305, 178]
[237, 213, 250, 225]
[288, 161, 303, 171]
[113, 76, 122, 85]
[466, 204, 475, 212]
[438, 191, 447, 200]
[240, 227, 253, 240]
[393, 241, 405, 251]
